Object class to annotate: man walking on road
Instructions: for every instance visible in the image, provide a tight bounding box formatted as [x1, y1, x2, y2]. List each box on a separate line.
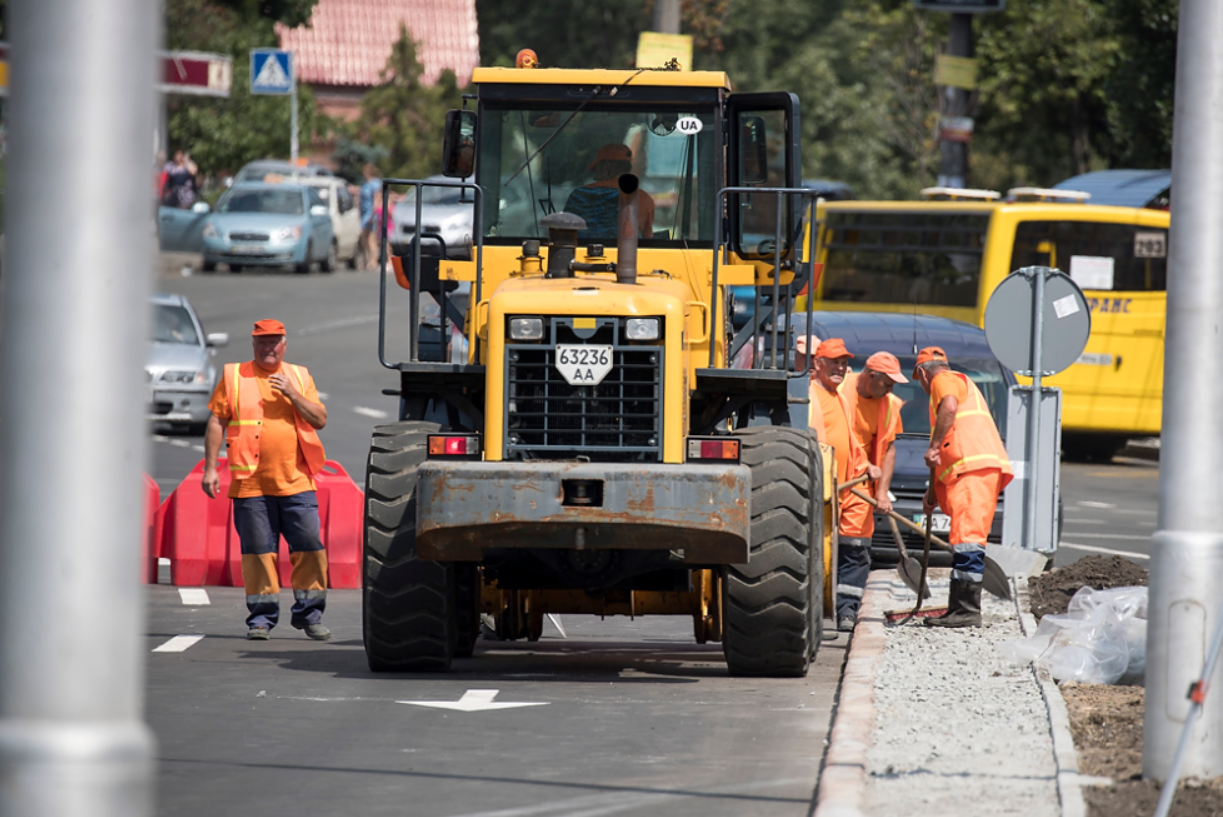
[798, 336, 881, 632]
[843, 352, 906, 518]
[912, 346, 1013, 628]
[202, 319, 332, 641]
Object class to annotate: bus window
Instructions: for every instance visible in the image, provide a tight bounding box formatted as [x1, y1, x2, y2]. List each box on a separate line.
[1009, 221, 1167, 291]
[822, 212, 990, 306]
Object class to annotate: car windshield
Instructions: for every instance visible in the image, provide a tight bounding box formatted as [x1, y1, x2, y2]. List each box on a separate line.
[887, 357, 1009, 439]
[219, 188, 304, 215]
[401, 184, 465, 206]
[152, 305, 199, 345]
[478, 103, 718, 245]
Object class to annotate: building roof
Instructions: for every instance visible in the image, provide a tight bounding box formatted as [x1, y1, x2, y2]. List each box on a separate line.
[1054, 169, 1171, 209]
[277, 0, 479, 89]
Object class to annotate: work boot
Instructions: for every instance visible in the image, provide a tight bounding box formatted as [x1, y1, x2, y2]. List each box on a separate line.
[294, 622, 332, 641]
[925, 579, 982, 628]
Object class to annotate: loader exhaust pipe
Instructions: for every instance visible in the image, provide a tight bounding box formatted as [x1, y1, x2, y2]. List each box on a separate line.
[617, 174, 639, 285]
[541, 212, 586, 279]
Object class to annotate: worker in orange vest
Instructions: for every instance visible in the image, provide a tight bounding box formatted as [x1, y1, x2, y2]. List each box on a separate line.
[201, 319, 332, 641]
[797, 336, 881, 632]
[912, 347, 1014, 628]
[842, 352, 907, 517]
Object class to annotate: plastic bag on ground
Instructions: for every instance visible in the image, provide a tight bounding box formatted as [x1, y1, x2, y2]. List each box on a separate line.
[998, 585, 1147, 685]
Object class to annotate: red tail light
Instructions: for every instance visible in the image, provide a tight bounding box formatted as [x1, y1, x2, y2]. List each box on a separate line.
[687, 438, 740, 462]
[427, 435, 481, 458]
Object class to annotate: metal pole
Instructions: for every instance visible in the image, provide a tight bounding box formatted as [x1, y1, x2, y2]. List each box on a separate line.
[1026, 269, 1044, 551]
[652, 0, 680, 34]
[289, 52, 298, 164]
[0, 0, 158, 815]
[937, 13, 971, 188]
[1145, 0, 1223, 783]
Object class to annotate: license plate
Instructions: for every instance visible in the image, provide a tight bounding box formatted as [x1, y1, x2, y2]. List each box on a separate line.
[555, 344, 613, 386]
[914, 512, 951, 534]
[231, 244, 265, 255]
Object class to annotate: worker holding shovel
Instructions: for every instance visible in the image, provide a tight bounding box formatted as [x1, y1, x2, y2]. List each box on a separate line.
[798, 336, 881, 632]
[912, 347, 1014, 628]
[842, 352, 907, 516]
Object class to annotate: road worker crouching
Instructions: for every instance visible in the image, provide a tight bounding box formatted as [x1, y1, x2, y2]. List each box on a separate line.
[912, 346, 1013, 628]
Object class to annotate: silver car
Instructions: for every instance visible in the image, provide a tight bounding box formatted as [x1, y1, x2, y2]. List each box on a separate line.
[390, 174, 475, 258]
[147, 294, 228, 431]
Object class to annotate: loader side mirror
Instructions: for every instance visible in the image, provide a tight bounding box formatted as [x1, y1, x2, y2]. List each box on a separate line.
[442, 109, 477, 178]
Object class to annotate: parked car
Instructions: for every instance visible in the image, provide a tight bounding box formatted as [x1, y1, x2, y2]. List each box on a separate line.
[390, 174, 475, 258]
[147, 293, 228, 432]
[233, 159, 335, 184]
[200, 183, 336, 273]
[792, 310, 1026, 567]
[300, 176, 361, 267]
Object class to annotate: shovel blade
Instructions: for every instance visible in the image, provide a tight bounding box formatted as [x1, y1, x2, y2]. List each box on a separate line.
[897, 557, 931, 599]
[982, 545, 1049, 600]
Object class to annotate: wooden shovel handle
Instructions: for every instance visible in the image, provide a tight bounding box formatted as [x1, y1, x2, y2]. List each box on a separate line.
[848, 487, 953, 553]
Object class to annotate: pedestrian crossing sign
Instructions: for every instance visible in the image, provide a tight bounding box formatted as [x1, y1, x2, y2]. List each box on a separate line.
[250, 49, 293, 95]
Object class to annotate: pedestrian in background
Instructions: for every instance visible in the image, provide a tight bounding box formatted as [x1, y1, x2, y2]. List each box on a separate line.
[161, 148, 198, 209]
[201, 319, 332, 641]
[798, 336, 881, 632]
[912, 346, 1013, 628]
[358, 162, 382, 270]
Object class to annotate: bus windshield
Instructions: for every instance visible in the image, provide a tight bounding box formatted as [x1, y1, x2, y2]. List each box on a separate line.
[888, 357, 1010, 439]
[821, 211, 990, 307]
[477, 104, 718, 246]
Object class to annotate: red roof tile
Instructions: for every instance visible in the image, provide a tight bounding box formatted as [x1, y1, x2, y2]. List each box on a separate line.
[277, 0, 479, 89]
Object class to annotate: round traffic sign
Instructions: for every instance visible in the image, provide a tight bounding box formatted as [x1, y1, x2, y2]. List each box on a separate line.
[984, 266, 1091, 376]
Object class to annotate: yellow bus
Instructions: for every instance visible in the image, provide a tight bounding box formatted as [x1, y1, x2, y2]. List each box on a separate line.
[806, 190, 1170, 460]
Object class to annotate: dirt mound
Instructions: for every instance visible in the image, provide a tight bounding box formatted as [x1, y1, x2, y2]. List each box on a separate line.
[1027, 555, 1148, 620]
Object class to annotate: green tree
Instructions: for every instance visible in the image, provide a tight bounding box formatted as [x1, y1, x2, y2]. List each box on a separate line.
[164, 0, 325, 178]
[348, 25, 465, 181]
[476, 0, 649, 69]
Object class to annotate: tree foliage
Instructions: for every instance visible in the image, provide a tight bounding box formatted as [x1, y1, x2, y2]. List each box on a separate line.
[346, 26, 465, 181]
[164, 0, 324, 177]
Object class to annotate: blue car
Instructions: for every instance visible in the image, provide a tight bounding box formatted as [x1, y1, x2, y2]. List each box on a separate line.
[792, 311, 1024, 567]
[200, 183, 336, 273]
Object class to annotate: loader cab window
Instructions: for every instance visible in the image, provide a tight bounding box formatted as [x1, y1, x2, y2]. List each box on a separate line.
[478, 103, 718, 247]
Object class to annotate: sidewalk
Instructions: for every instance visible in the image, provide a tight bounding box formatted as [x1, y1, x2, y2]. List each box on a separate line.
[816, 568, 1087, 817]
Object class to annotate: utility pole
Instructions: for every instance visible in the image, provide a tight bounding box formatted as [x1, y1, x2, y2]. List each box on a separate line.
[653, 0, 680, 34]
[1145, 0, 1223, 783]
[0, 0, 159, 815]
[937, 13, 972, 188]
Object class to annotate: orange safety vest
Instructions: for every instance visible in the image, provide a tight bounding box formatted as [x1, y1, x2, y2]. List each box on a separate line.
[927, 371, 1013, 487]
[807, 377, 870, 481]
[223, 361, 326, 479]
[840, 372, 903, 466]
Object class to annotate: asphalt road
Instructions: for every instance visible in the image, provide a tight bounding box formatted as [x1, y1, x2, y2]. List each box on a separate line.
[145, 263, 1160, 815]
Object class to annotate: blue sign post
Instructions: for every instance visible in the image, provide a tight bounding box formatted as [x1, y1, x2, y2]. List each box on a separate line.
[250, 49, 297, 161]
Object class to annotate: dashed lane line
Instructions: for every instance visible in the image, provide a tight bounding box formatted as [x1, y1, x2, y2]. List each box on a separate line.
[354, 406, 389, 419]
[1056, 532, 1149, 541]
[152, 434, 205, 452]
[178, 588, 210, 606]
[1059, 542, 1150, 560]
[296, 314, 379, 336]
[152, 635, 205, 653]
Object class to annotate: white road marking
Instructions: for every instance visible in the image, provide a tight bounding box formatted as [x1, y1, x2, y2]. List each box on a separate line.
[192, 445, 205, 452]
[171, 439, 190, 448]
[354, 406, 389, 419]
[178, 588, 210, 605]
[1077, 500, 1115, 509]
[1059, 542, 1150, 560]
[152, 635, 205, 653]
[1058, 532, 1149, 541]
[296, 314, 379, 336]
[158, 558, 171, 566]
[1063, 518, 1105, 525]
[546, 614, 567, 638]
[317, 391, 330, 400]
[396, 689, 549, 713]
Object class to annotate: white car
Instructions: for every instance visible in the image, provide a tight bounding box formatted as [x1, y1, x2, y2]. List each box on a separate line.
[147, 293, 228, 432]
[301, 176, 361, 268]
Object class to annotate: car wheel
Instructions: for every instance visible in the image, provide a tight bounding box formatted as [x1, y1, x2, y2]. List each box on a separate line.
[295, 243, 312, 274]
[202, 260, 217, 273]
[321, 240, 337, 273]
[229, 264, 244, 273]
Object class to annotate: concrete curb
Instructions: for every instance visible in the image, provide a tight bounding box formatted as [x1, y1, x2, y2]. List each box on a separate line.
[812, 570, 891, 817]
[1015, 576, 1089, 817]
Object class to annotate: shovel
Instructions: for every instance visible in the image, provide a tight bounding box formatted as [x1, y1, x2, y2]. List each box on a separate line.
[888, 515, 930, 599]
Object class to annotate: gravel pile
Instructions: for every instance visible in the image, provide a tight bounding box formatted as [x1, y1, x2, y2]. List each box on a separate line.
[862, 571, 1061, 816]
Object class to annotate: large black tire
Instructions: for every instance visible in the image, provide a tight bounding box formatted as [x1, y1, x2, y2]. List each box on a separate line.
[363, 421, 460, 671]
[722, 426, 823, 677]
[321, 240, 338, 273]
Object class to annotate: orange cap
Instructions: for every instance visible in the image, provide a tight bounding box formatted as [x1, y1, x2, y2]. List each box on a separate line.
[252, 319, 286, 337]
[588, 143, 632, 169]
[865, 351, 908, 383]
[912, 346, 948, 376]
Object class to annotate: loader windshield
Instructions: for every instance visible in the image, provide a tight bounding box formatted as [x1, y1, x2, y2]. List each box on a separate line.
[478, 103, 718, 246]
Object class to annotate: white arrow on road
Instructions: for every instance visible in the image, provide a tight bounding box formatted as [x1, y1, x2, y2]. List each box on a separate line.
[396, 689, 549, 713]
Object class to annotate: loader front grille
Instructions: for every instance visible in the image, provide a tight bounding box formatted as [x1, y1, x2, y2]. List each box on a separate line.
[505, 317, 663, 462]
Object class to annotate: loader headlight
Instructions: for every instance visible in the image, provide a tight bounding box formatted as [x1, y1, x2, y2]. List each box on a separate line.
[625, 318, 660, 341]
[509, 316, 544, 341]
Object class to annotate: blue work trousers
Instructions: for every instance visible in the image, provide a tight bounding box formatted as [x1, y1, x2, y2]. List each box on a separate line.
[233, 492, 328, 630]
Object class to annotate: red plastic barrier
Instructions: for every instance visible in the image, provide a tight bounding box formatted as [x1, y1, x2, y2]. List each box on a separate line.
[155, 458, 363, 589]
[143, 474, 161, 584]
